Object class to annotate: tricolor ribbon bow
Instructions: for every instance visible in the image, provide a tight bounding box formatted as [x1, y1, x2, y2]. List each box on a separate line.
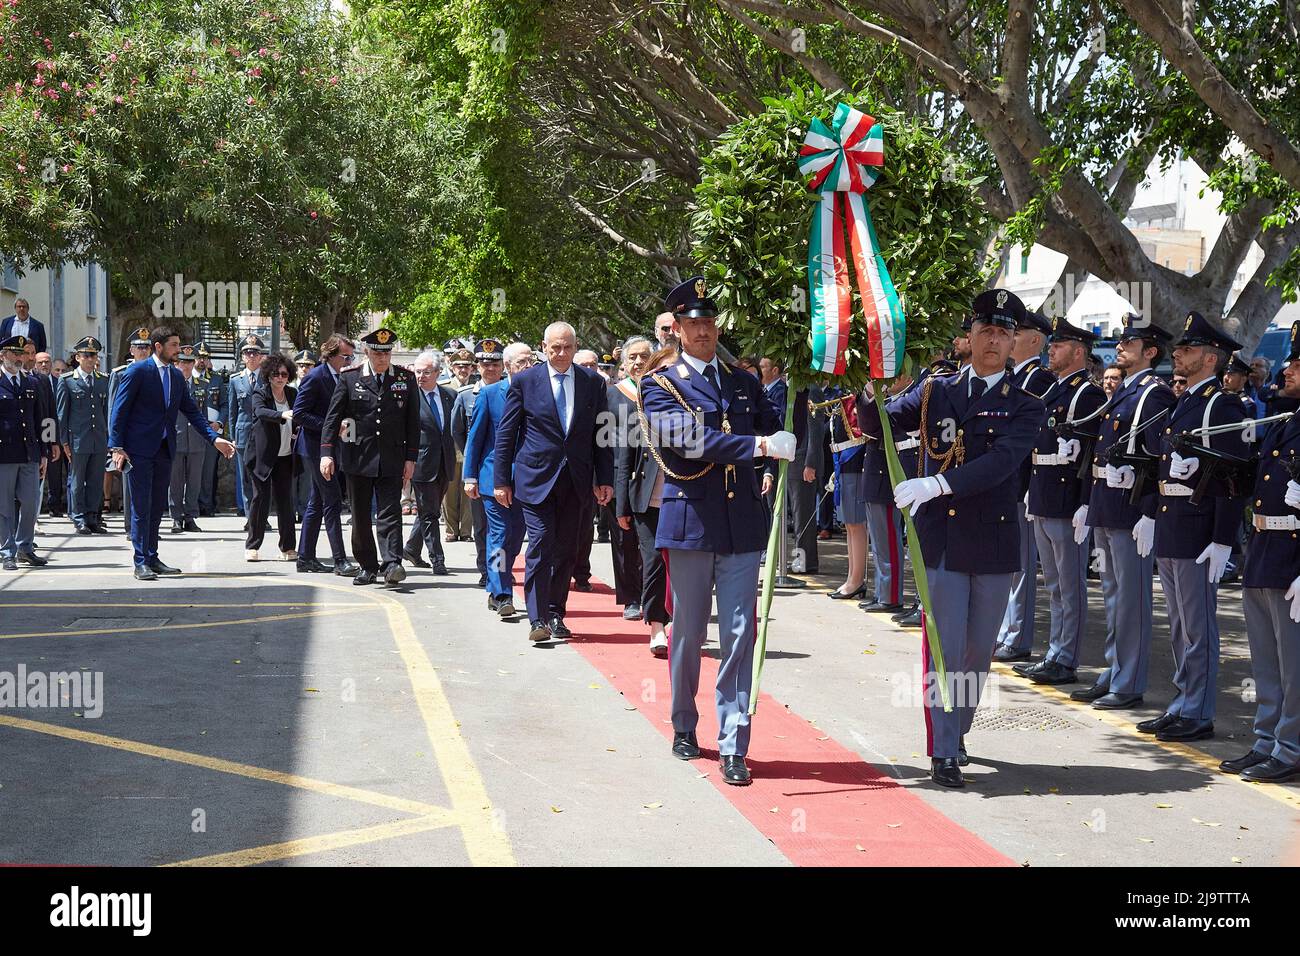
[798, 103, 904, 379]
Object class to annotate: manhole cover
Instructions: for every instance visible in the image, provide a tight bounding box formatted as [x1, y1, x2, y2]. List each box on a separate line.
[67, 618, 171, 630]
[971, 707, 1080, 732]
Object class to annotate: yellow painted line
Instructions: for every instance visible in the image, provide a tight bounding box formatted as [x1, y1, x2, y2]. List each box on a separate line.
[363, 587, 516, 866]
[163, 814, 458, 867]
[0, 607, 356, 640]
[989, 662, 1300, 810]
[0, 714, 449, 818]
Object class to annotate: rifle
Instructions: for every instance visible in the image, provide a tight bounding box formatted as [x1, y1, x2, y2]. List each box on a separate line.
[1168, 434, 1257, 505]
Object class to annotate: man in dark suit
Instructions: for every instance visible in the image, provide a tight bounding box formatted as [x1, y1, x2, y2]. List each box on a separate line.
[320, 328, 419, 586]
[493, 322, 615, 643]
[1, 334, 56, 570]
[402, 350, 457, 575]
[292, 334, 358, 575]
[108, 327, 237, 580]
[0, 299, 47, 355]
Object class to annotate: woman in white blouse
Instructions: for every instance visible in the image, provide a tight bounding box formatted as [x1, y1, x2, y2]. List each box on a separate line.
[246, 352, 299, 561]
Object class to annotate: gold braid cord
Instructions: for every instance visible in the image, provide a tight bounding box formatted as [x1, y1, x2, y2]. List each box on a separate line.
[918, 377, 964, 474]
[636, 371, 734, 482]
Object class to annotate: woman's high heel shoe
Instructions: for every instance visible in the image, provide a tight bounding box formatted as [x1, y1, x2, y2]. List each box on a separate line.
[828, 583, 867, 600]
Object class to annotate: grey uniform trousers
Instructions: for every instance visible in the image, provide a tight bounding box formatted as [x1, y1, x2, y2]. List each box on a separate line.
[1031, 516, 1089, 668]
[1242, 587, 1300, 766]
[996, 501, 1039, 653]
[1093, 525, 1154, 695]
[1155, 557, 1220, 722]
[666, 548, 762, 757]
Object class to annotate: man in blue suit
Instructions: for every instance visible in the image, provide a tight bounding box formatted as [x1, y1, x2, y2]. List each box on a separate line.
[0, 299, 47, 355]
[641, 277, 792, 786]
[861, 289, 1046, 788]
[493, 323, 615, 643]
[464, 342, 533, 617]
[291, 334, 358, 575]
[108, 327, 236, 580]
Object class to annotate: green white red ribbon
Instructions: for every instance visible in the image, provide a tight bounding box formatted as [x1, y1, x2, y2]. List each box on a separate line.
[798, 103, 904, 379]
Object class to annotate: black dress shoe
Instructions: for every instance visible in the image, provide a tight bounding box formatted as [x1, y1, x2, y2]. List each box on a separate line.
[401, 548, 430, 569]
[1029, 661, 1077, 685]
[672, 732, 700, 760]
[897, 607, 923, 628]
[431, 563, 450, 576]
[383, 563, 407, 586]
[623, 603, 642, 621]
[860, 601, 903, 613]
[1219, 750, 1271, 775]
[75, 524, 93, 536]
[487, 594, 500, 612]
[90, 521, 111, 534]
[930, 757, 964, 788]
[528, 619, 552, 642]
[1240, 756, 1300, 782]
[828, 584, 867, 600]
[958, 736, 969, 767]
[133, 564, 157, 581]
[477, 574, 488, 588]
[1156, 718, 1214, 742]
[17, 551, 48, 566]
[353, 569, 377, 586]
[994, 645, 1032, 663]
[183, 518, 202, 532]
[1136, 712, 1179, 734]
[296, 558, 331, 573]
[2, 556, 17, 571]
[573, 581, 593, 592]
[1012, 659, 1045, 676]
[171, 521, 185, 534]
[549, 617, 572, 639]
[334, 559, 360, 576]
[1092, 692, 1144, 710]
[1070, 680, 1111, 702]
[495, 595, 515, 617]
[720, 755, 752, 786]
[891, 603, 918, 621]
[148, 560, 181, 575]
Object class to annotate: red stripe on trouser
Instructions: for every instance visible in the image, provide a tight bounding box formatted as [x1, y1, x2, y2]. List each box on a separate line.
[921, 609, 934, 757]
[886, 504, 901, 605]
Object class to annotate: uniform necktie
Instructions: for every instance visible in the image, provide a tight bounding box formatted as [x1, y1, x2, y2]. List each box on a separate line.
[555, 372, 569, 432]
[703, 363, 719, 397]
[970, 376, 986, 401]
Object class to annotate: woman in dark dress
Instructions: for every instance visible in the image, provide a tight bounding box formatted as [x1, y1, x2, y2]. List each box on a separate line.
[245, 352, 298, 561]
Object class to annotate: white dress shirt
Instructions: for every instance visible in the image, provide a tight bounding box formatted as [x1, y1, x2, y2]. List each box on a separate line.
[11, 317, 29, 338]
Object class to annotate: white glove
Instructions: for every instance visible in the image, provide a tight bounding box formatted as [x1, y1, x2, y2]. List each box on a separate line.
[1072, 505, 1090, 544]
[765, 430, 797, 461]
[1285, 480, 1300, 511]
[894, 476, 946, 516]
[1286, 576, 1300, 623]
[1057, 437, 1082, 463]
[1132, 515, 1155, 557]
[1168, 452, 1199, 481]
[1195, 542, 1232, 584]
[1105, 464, 1135, 489]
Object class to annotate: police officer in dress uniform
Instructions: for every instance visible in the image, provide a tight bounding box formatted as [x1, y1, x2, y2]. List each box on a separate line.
[1073, 314, 1176, 709]
[639, 277, 793, 786]
[167, 344, 207, 533]
[320, 328, 420, 586]
[993, 306, 1056, 662]
[1012, 317, 1107, 685]
[1223, 321, 1300, 782]
[56, 336, 110, 534]
[292, 349, 318, 521]
[228, 334, 267, 523]
[194, 342, 226, 516]
[861, 290, 1046, 788]
[0, 335, 54, 570]
[1138, 311, 1250, 743]
[109, 327, 153, 537]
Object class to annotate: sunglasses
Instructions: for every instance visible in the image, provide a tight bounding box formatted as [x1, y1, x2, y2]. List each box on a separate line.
[271, 371, 290, 378]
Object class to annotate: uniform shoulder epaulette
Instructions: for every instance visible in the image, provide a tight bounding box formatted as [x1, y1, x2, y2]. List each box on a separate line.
[112, 363, 129, 373]
[1067, 373, 1084, 387]
[340, 365, 361, 377]
[59, 370, 75, 378]
[1202, 383, 1216, 397]
[95, 370, 107, 378]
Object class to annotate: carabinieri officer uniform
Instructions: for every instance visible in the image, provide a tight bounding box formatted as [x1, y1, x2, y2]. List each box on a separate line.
[1141, 311, 1249, 743]
[861, 289, 1045, 788]
[1015, 317, 1106, 685]
[1225, 321, 1300, 783]
[1081, 313, 1175, 709]
[639, 276, 790, 786]
[56, 335, 110, 534]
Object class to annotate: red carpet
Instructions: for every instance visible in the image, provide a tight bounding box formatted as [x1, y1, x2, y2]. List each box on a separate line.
[514, 564, 1014, 867]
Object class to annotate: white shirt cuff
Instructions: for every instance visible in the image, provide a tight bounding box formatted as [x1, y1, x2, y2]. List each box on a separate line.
[935, 474, 952, 496]
[753, 436, 765, 457]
